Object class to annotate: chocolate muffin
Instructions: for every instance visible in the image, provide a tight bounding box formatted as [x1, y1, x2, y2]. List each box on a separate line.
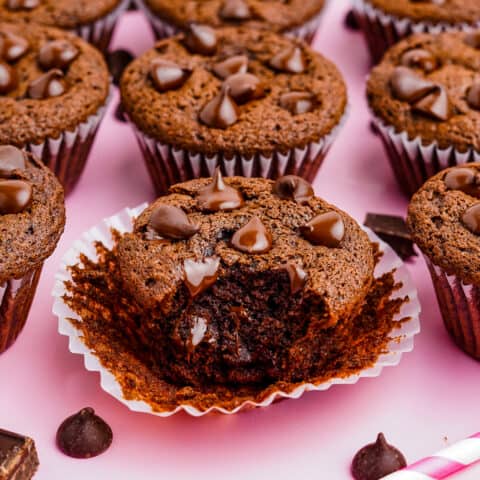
[0, 0, 128, 52]
[407, 163, 480, 359]
[0, 145, 65, 353]
[121, 26, 347, 195]
[353, 0, 480, 64]
[0, 21, 110, 194]
[135, 0, 326, 44]
[367, 31, 480, 197]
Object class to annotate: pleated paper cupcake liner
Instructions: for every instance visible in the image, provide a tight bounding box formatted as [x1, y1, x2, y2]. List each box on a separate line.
[52, 204, 421, 417]
[372, 116, 480, 197]
[352, 0, 480, 64]
[0, 266, 43, 354]
[26, 87, 113, 196]
[426, 258, 480, 360]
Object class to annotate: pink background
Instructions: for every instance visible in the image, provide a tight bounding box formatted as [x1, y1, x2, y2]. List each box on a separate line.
[1, 2, 480, 478]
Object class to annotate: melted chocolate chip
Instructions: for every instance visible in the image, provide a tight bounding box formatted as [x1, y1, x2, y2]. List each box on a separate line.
[5, 0, 39, 10]
[148, 204, 199, 240]
[231, 216, 273, 254]
[401, 48, 438, 73]
[284, 262, 307, 294]
[0, 61, 17, 95]
[445, 168, 480, 198]
[300, 211, 345, 247]
[390, 66, 436, 102]
[0, 32, 29, 63]
[273, 175, 314, 204]
[269, 47, 307, 74]
[467, 81, 480, 111]
[184, 24, 217, 56]
[28, 69, 65, 99]
[462, 203, 480, 235]
[352, 433, 406, 480]
[464, 31, 480, 49]
[223, 72, 264, 104]
[199, 87, 239, 129]
[106, 49, 134, 86]
[0, 145, 26, 178]
[413, 85, 450, 121]
[197, 168, 244, 211]
[184, 257, 220, 297]
[56, 408, 113, 459]
[213, 55, 248, 79]
[149, 59, 192, 93]
[219, 0, 251, 20]
[279, 91, 315, 114]
[38, 40, 79, 71]
[0, 180, 32, 215]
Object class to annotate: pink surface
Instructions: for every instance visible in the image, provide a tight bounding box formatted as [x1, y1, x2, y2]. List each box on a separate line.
[1, 2, 479, 478]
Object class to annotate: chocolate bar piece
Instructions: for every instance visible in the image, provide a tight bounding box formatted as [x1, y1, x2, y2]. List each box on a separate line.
[0, 429, 39, 479]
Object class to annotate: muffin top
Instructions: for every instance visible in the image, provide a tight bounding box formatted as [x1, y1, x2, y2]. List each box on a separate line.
[121, 26, 347, 157]
[367, 0, 480, 25]
[0, 0, 122, 29]
[0, 146, 65, 283]
[0, 21, 109, 146]
[142, 0, 325, 33]
[407, 163, 480, 284]
[116, 173, 375, 327]
[367, 32, 480, 152]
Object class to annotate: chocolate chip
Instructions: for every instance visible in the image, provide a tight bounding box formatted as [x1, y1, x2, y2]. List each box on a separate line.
[106, 49, 134, 86]
[212, 55, 248, 79]
[390, 66, 436, 102]
[0, 32, 29, 62]
[5, 0, 39, 10]
[284, 262, 307, 294]
[413, 85, 451, 121]
[183, 257, 220, 297]
[199, 87, 239, 129]
[149, 59, 192, 93]
[197, 168, 244, 211]
[0, 145, 26, 178]
[344, 9, 360, 30]
[28, 69, 65, 99]
[300, 211, 345, 247]
[0, 61, 17, 95]
[462, 203, 480, 235]
[38, 40, 79, 71]
[351, 433, 407, 480]
[0, 180, 32, 215]
[445, 168, 480, 198]
[219, 0, 251, 20]
[273, 175, 314, 204]
[401, 48, 438, 73]
[184, 24, 217, 56]
[223, 72, 264, 104]
[279, 91, 315, 115]
[464, 31, 480, 49]
[148, 204, 199, 240]
[269, 47, 307, 74]
[56, 408, 113, 459]
[467, 81, 480, 111]
[231, 216, 273, 254]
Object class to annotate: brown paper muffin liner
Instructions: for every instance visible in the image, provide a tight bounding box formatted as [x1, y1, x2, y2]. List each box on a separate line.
[352, 0, 480, 64]
[0, 267, 43, 354]
[133, 0, 326, 44]
[425, 258, 480, 360]
[372, 116, 480, 197]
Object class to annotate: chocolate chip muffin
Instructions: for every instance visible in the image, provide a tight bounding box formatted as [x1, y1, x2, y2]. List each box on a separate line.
[135, 0, 325, 44]
[353, 0, 480, 64]
[367, 31, 480, 196]
[0, 21, 110, 194]
[0, 145, 65, 353]
[407, 164, 480, 359]
[0, 0, 128, 52]
[121, 26, 347, 195]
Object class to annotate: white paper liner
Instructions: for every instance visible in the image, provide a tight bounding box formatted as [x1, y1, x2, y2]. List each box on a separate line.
[371, 115, 480, 196]
[52, 204, 421, 417]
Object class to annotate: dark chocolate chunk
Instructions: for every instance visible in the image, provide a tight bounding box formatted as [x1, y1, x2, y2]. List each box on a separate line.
[364, 213, 417, 260]
[148, 204, 199, 240]
[56, 408, 113, 459]
[212, 55, 248, 79]
[5, 0, 39, 10]
[219, 0, 251, 20]
[390, 66, 436, 102]
[0, 32, 29, 63]
[413, 85, 450, 121]
[27, 69, 65, 99]
[197, 168, 244, 212]
[269, 47, 307, 74]
[0, 61, 17, 95]
[273, 175, 314, 204]
[184, 24, 217, 56]
[467, 81, 480, 111]
[0, 145, 26, 178]
[106, 49, 134, 86]
[464, 31, 480, 49]
[300, 211, 345, 247]
[231, 216, 273, 254]
[445, 168, 480, 198]
[149, 59, 192, 93]
[199, 87, 239, 129]
[0, 428, 39, 479]
[223, 73, 264, 104]
[0, 180, 33, 214]
[279, 91, 315, 114]
[284, 262, 307, 294]
[462, 203, 480, 235]
[344, 9, 360, 30]
[351, 433, 407, 480]
[183, 257, 220, 297]
[401, 48, 438, 73]
[38, 40, 79, 71]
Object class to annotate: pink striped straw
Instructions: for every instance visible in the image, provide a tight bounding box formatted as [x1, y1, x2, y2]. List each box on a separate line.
[381, 433, 480, 479]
